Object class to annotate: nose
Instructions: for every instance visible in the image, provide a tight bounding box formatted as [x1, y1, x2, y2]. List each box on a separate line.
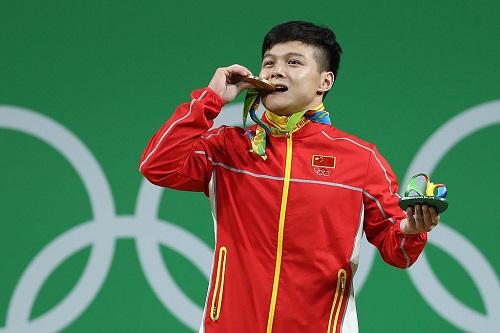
[265, 61, 286, 80]
[270, 67, 285, 79]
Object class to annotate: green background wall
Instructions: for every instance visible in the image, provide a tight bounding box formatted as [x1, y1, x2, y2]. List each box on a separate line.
[1, 1, 499, 332]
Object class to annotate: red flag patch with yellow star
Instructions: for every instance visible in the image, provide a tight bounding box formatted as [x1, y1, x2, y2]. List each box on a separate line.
[312, 155, 336, 168]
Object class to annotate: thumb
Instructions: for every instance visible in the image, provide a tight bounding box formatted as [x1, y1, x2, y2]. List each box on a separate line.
[237, 81, 257, 93]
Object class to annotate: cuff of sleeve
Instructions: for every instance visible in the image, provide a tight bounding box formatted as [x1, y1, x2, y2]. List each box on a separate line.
[396, 221, 427, 267]
[191, 87, 225, 114]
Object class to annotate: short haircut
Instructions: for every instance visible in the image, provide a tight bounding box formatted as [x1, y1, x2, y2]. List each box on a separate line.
[262, 21, 343, 93]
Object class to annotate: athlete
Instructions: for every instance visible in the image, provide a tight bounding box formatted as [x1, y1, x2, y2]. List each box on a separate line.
[139, 21, 440, 333]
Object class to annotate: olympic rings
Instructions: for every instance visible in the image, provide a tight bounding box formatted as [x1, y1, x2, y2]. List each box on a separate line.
[1, 101, 499, 333]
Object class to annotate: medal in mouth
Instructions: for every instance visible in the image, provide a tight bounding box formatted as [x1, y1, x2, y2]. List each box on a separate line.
[242, 75, 276, 91]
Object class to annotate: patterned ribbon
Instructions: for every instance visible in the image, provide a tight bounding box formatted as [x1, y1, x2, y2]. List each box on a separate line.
[243, 89, 331, 160]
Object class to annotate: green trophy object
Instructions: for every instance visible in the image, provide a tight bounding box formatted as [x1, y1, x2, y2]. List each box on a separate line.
[399, 173, 448, 214]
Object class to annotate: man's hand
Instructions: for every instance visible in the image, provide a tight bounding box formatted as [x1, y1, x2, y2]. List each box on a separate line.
[400, 205, 440, 235]
[208, 64, 255, 104]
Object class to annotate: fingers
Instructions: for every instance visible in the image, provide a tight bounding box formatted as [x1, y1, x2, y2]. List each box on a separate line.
[422, 205, 432, 231]
[422, 205, 440, 231]
[237, 81, 257, 93]
[409, 205, 440, 232]
[429, 206, 440, 226]
[405, 205, 441, 234]
[224, 64, 253, 80]
[208, 64, 253, 103]
[210, 65, 252, 88]
[414, 204, 424, 230]
[404, 206, 417, 234]
[406, 207, 415, 225]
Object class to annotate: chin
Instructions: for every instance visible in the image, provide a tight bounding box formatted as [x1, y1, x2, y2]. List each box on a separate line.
[262, 96, 293, 115]
[271, 109, 295, 116]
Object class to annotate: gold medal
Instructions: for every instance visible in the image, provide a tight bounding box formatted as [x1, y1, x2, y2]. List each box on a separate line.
[242, 75, 275, 91]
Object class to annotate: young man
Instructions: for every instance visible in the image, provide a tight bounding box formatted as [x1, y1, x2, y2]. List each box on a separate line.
[140, 21, 439, 333]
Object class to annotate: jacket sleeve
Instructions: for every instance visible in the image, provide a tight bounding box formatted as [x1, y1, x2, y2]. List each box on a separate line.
[362, 145, 427, 269]
[139, 87, 226, 195]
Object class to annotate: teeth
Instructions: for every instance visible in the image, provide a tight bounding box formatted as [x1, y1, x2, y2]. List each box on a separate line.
[274, 85, 288, 92]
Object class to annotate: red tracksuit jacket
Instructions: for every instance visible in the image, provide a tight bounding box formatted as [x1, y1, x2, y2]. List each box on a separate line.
[139, 88, 427, 333]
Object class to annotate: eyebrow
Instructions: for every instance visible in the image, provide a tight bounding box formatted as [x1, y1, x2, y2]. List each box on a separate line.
[262, 52, 305, 59]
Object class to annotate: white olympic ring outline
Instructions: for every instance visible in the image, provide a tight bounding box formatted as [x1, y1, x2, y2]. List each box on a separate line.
[0, 101, 498, 333]
[402, 100, 500, 333]
[0, 106, 212, 333]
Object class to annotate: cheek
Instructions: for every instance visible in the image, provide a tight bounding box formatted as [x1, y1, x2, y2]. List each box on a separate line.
[298, 75, 321, 92]
[291, 70, 315, 84]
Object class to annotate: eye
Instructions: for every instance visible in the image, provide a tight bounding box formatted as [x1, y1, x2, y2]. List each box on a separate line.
[263, 61, 274, 67]
[288, 59, 302, 65]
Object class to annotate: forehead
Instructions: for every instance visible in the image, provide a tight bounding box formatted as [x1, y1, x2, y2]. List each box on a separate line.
[263, 41, 316, 58]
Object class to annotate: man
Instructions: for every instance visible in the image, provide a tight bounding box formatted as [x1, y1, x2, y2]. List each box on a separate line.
[140, 21, 439, 333]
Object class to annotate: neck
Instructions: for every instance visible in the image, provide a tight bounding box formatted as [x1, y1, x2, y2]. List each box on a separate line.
[264, 103, 325, 133]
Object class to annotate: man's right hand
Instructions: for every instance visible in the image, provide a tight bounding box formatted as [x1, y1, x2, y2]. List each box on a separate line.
[208, 64, 256, 104]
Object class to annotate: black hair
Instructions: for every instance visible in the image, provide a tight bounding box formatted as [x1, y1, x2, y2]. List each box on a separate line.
[262, 21, 342, 90]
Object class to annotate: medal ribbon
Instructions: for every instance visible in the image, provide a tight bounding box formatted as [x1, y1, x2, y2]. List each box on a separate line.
[243, 89, 331, 160]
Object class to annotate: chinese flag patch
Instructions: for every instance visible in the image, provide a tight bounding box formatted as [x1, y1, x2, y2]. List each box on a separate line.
[312, 155, 336, 168]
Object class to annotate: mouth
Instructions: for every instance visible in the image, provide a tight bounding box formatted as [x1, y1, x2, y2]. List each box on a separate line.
[268, 84, 288, 94]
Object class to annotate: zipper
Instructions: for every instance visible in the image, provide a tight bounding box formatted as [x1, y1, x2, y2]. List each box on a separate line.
[266, 133, 294, 333]
[210, 246, 228, 321]
[326, 269, 347, 333]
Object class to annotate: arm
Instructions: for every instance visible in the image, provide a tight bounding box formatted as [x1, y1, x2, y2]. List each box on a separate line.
[139, 65, 254, 193]
[362, 145, 428, 269]
[139, 87, 224, 193]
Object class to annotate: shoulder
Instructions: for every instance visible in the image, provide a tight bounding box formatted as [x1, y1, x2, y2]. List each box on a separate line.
[322, 126, 376, 152]
[201, 125, 246, 139]
[201, 125, 248, 152]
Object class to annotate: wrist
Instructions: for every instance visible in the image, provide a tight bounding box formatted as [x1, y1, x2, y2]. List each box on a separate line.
[399, 218, 426, 237]
[400, 219, 409, 235]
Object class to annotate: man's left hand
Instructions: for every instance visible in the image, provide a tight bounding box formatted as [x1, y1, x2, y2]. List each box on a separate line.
[400, 205, 440, 234]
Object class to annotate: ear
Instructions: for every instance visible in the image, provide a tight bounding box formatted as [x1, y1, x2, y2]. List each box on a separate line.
[317, 71, 335, 94]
